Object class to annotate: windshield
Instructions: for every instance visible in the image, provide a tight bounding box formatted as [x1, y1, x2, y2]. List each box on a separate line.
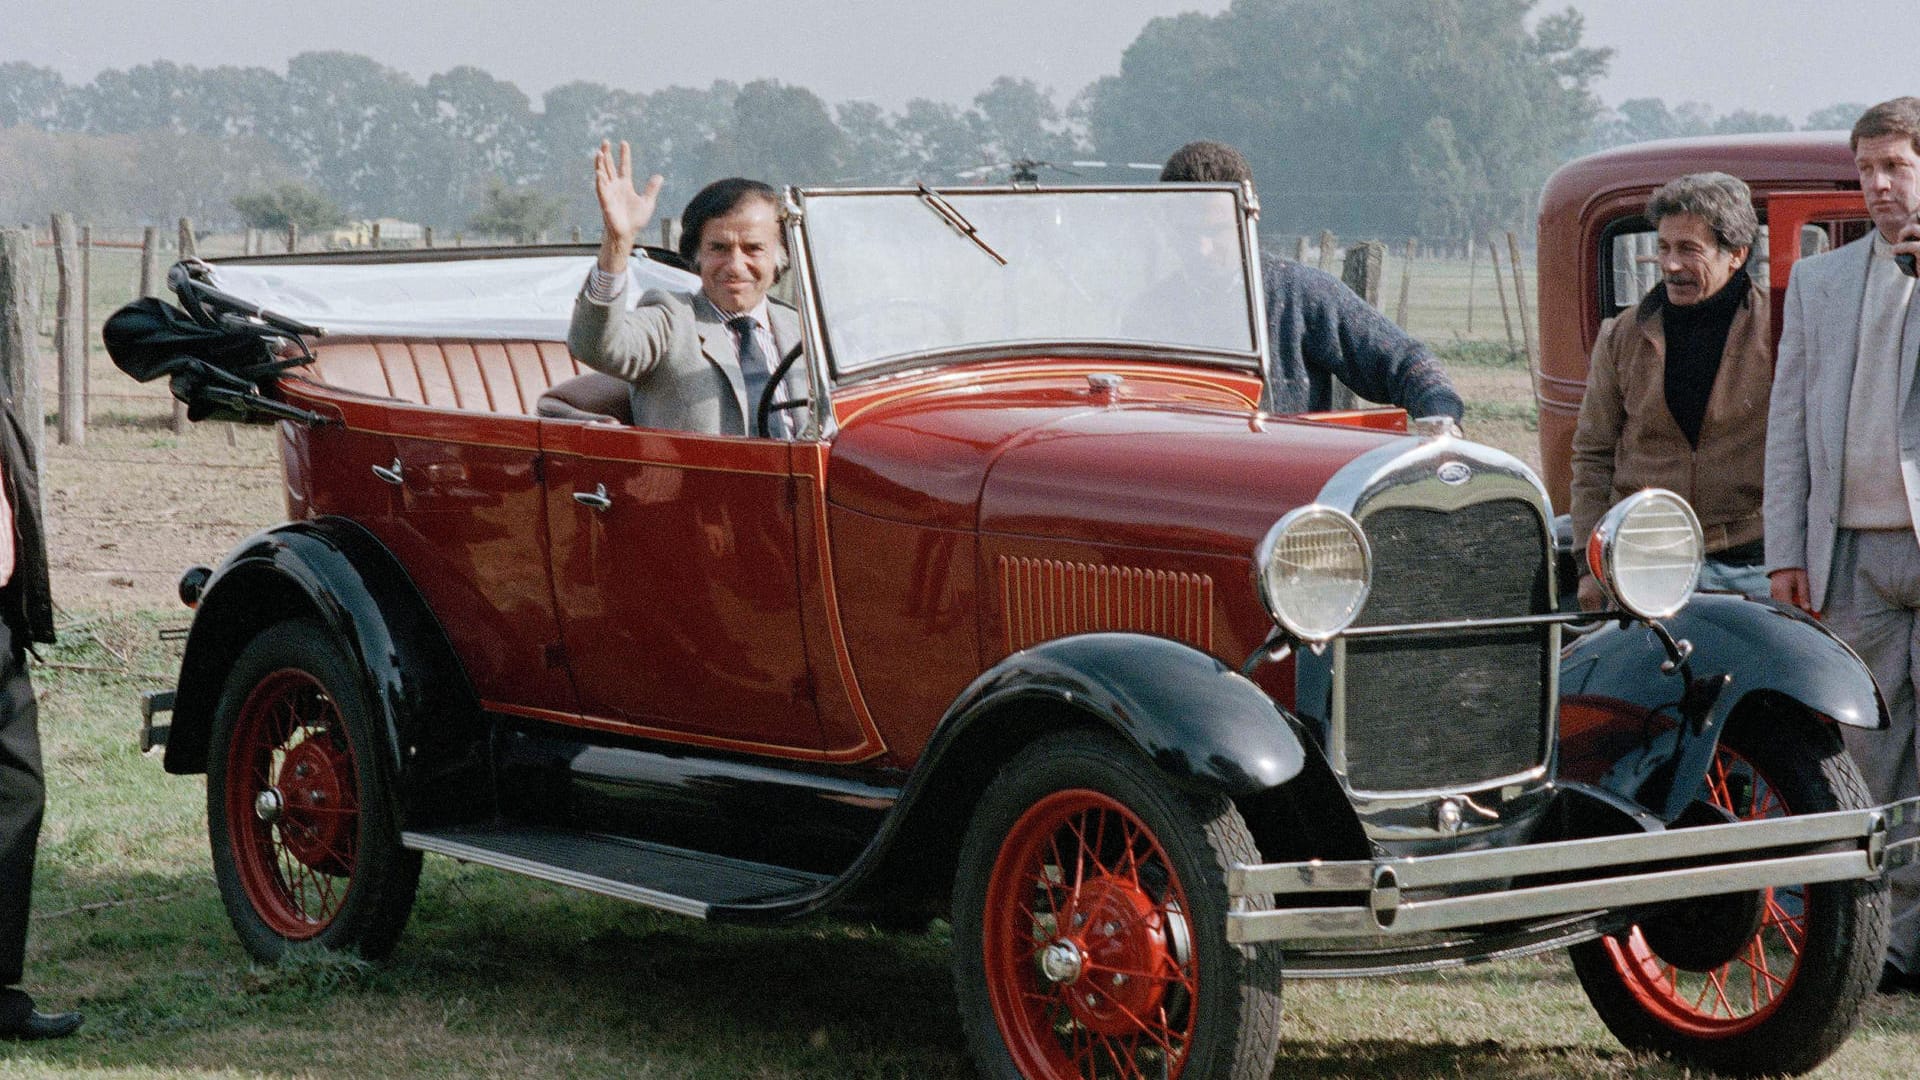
[796, 187, 1259, 376]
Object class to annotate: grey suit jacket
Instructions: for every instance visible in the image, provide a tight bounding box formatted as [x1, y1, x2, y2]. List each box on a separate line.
[1764, 232, 1920, 607]
[566, 286, 805, 436]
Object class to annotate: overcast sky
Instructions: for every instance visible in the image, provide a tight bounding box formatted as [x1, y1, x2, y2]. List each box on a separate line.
[0, 0, 1913, 123]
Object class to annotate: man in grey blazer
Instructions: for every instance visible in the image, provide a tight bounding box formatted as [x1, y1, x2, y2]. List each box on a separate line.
[544, 140, 804, 436]
[1764, 96, 1920, 994]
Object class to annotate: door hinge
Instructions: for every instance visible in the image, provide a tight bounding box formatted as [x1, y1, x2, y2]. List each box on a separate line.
[531, 453, 545, 484]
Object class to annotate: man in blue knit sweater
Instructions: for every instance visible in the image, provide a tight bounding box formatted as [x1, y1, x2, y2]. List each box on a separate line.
[1160, 142, 1464, 424]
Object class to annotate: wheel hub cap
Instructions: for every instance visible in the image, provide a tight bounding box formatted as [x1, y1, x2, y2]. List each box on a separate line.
[273, 735, 352, 875]
[1055, 874, 1173, 1035]
[254, 787, 284, 823]
[1039, 940, 1085, 984]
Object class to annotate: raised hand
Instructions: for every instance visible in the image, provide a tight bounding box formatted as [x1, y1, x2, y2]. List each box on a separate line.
[594, 140, 663, 245]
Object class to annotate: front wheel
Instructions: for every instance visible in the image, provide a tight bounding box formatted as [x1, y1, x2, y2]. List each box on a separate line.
[952, 729, 1283, 1080]
[1569, 711, 1888, 1076]
[206, 619, 421, 961]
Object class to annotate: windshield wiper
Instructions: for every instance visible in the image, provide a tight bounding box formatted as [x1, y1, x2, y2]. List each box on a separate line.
[915, 184, 1007, 266]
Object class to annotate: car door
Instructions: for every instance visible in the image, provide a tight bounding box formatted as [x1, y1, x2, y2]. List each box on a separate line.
[1760, 191, 1877, 350]
[538, 418, 828, 753]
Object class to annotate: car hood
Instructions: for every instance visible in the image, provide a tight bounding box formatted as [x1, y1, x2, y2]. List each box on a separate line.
[827, 372, 1403, 558]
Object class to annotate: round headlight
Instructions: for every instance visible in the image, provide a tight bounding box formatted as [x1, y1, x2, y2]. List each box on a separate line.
[1587, 488, 1702, 620]
[1254, 506, 1372, 642]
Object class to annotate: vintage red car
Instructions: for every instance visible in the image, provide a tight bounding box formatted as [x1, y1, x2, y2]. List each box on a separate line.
[109, 182, 1913, 1080]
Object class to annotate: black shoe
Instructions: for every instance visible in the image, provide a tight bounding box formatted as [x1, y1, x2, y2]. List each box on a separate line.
[0, 989, 83, 1041]
[1879, 963, 1920, 995]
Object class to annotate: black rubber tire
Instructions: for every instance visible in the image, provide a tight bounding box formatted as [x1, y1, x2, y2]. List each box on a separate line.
[951, 729, 1283, 1080]
[206, 620, 422, 962]
[1569, 711, 1887, 1077]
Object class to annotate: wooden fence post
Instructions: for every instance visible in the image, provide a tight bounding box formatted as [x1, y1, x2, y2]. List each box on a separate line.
[178, 217, 197, 259]
[1489, 237, 1517, 363]
[0, 229, 45, 472]
[1341, 240, 1385, 307]
[423, 225, 434, 248]
[81, 223, 92, 425]
[571, 225, 582, 244]
[370, 221, 382, 249]
[286, 222, 299, 253]
[1334, 241, 1387, 410]
[138, 226, 160, 298]
[1394, 237, 1417, 328]
[1506, 230, 1537, 371]
[1465, 234, 1477, 334]
[1293, 235, 1308, 264]
[1317, 229, 1337, 273]
[51, 213, 83, 445]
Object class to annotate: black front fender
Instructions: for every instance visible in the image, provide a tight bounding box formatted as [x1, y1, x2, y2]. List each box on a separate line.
[165, 517, 483, 825]
[1560, 592, 1885, 819]
[930, 633, 1307, 797]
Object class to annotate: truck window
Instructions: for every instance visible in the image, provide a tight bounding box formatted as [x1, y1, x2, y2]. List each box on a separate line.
[1603, 222, 1835, 316]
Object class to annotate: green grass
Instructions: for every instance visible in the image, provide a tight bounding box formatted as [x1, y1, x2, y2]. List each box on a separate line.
[5, 610, 1916, 1077]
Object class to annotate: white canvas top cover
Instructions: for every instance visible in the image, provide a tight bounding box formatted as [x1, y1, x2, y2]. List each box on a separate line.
[205, 254, 699, 340]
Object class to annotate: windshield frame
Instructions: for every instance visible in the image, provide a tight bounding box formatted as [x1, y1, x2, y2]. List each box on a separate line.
[783, 183, 1271, 411]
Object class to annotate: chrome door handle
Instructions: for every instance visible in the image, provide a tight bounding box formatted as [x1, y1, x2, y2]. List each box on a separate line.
[572, 483, 612, 511]
[371, 458, 403, 485]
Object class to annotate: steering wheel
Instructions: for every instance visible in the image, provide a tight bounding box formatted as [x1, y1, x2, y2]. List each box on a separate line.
[756, 342, 811, 438]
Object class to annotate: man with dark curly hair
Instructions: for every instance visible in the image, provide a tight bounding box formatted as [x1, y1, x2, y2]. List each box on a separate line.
[1159, 140, 1463, 425]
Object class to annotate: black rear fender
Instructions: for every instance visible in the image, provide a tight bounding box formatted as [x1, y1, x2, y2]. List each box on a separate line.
[164, 518, 483, 824]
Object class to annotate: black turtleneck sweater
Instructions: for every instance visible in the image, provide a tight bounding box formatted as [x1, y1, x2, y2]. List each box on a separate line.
[1659, 266, 1750, 448]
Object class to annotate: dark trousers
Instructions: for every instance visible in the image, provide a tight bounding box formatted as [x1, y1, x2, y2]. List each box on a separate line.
[0, 620, 40, 989]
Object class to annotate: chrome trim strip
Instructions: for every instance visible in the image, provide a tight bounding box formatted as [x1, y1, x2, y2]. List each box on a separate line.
[402, 832, 711, 919]
[1228, 850, 1871, 943]
[1339, 610, 1596, 638]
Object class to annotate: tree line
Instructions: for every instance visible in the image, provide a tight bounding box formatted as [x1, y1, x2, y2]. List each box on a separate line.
[0, 1, 1870, 243]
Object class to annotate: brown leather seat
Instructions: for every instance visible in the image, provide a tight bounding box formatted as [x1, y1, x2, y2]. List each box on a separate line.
[289, 337, 586, 416]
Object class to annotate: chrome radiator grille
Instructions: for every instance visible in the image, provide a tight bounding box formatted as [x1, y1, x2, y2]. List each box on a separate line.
[1339, 498, 1552, 793]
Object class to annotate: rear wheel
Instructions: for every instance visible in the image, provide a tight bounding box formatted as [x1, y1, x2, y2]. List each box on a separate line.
[1569, 712, 1886, 1076]
[207, 620, 421, 961]
[952, 730, 1283, 1080]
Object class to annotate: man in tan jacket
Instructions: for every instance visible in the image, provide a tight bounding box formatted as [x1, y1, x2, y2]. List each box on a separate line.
[1571, 172, 1770, 610]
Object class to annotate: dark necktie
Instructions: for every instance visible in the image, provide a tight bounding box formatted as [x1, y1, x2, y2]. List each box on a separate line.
[726, 315, 776, 436]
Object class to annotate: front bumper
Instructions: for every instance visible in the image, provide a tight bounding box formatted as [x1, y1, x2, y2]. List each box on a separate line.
[1225, 796, 1920, 944]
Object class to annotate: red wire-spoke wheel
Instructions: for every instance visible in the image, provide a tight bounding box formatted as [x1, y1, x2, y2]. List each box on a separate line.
[953, 731, 1283, 1080]
[986, 790, 1198, 1074]
[1570, 711, 1887, 1077]
[225, 668, 360, 937]
[207, 621, 422, 962]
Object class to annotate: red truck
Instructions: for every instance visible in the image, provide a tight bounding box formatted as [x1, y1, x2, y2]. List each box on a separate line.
[1536, 131, 1869, 511]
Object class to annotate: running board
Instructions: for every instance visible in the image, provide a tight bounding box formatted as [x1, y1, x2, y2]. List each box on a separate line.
[402, 825, 833, 920]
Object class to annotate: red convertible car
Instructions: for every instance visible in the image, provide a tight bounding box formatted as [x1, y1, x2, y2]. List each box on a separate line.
[110, 182, 1913, 1080]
